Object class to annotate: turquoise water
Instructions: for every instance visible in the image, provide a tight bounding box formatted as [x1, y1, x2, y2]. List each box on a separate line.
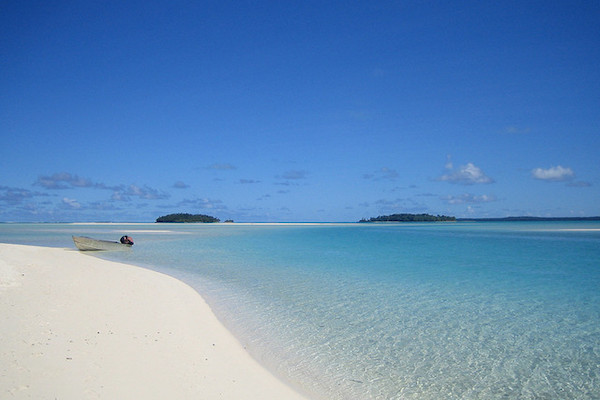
[1, 222, 599, 399]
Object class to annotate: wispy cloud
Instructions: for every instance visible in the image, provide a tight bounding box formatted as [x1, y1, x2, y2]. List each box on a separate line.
[35, 172, 98, 189]
[363, 167, 399, 181]
[87, 201, 124, 211]
[112, 184, 170, 201]
[441, 193, 497, 204]
[34, 172, 170, 202]
[372, 197, 428, 214]
[177, 197, 227, 211]
[173, 181, 190, 189]
[207, 163, 237, 170]
[438, 160, 494, 185]
[61, 197, 81, 209]
[0, 186, 50, 205]
[503, 126, 531, 135]
[280, 170, 308, 180]
[567, 181, 592, 187]
[531, 165, 574, 181]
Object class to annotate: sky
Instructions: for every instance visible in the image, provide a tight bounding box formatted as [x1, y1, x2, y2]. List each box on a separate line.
[1, 1, 599, 222]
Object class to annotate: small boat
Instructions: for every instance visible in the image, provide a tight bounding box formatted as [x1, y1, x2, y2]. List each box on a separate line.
[72, 236, 133, 251]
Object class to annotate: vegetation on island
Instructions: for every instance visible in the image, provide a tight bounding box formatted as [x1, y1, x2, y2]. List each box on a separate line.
[156, 213, 220, 223]
[457, 216, 600, 222]
[359, 213, 456, 223]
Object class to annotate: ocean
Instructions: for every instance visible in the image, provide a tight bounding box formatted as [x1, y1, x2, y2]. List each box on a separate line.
[1, 222, 599, 399]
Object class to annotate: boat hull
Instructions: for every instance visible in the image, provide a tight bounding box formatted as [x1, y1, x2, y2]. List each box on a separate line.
[72, 236, 132, 251]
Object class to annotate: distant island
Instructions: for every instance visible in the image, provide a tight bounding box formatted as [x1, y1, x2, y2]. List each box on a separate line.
[456, 216, 600, 222]
[359, 213, 456, 223]
[156, 213, 220, 223]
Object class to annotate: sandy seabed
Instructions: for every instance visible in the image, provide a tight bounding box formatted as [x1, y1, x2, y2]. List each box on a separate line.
[0, 243, 309, 400]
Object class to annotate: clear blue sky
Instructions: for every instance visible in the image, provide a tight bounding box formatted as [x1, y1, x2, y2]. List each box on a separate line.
[1, 1, 599, 222]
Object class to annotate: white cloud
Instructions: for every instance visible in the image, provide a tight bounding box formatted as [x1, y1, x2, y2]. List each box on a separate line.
[62, 197, 81, 209]
[111, 191, 126, 201]
[127, 184, 169, 200]
[445, 155, 453, 170]
[441, 193, 497, 204]
[438, 162, 494, 185]
[531, 166, 574, 181]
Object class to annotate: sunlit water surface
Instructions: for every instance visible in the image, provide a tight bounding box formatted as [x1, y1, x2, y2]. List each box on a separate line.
[2, 222, 599, 399]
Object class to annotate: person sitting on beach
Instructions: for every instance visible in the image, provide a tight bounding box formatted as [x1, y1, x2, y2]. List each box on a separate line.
[120, 235, 134, 245]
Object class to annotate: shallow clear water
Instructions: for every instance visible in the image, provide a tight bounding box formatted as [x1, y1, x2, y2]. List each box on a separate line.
[2, 222, 599, 399]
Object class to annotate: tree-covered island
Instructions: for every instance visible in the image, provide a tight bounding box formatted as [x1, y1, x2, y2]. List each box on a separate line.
[359, 213, 456, 223]
[156, 213, 220, 223]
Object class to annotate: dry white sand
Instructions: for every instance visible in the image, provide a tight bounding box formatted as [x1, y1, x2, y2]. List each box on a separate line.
[0, 243, 310, 400]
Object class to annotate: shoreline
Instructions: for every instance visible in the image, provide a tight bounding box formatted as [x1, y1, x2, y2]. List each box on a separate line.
[0, 243, 310, 399]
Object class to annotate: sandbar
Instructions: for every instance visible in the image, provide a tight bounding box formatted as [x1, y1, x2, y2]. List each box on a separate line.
[0, 243, 309, 400]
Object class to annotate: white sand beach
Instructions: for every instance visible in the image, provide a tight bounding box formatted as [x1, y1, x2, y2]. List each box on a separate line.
[0, 243, 309, 400]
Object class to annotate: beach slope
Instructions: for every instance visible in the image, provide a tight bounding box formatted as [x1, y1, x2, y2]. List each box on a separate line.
[0, 243, 308, 400]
